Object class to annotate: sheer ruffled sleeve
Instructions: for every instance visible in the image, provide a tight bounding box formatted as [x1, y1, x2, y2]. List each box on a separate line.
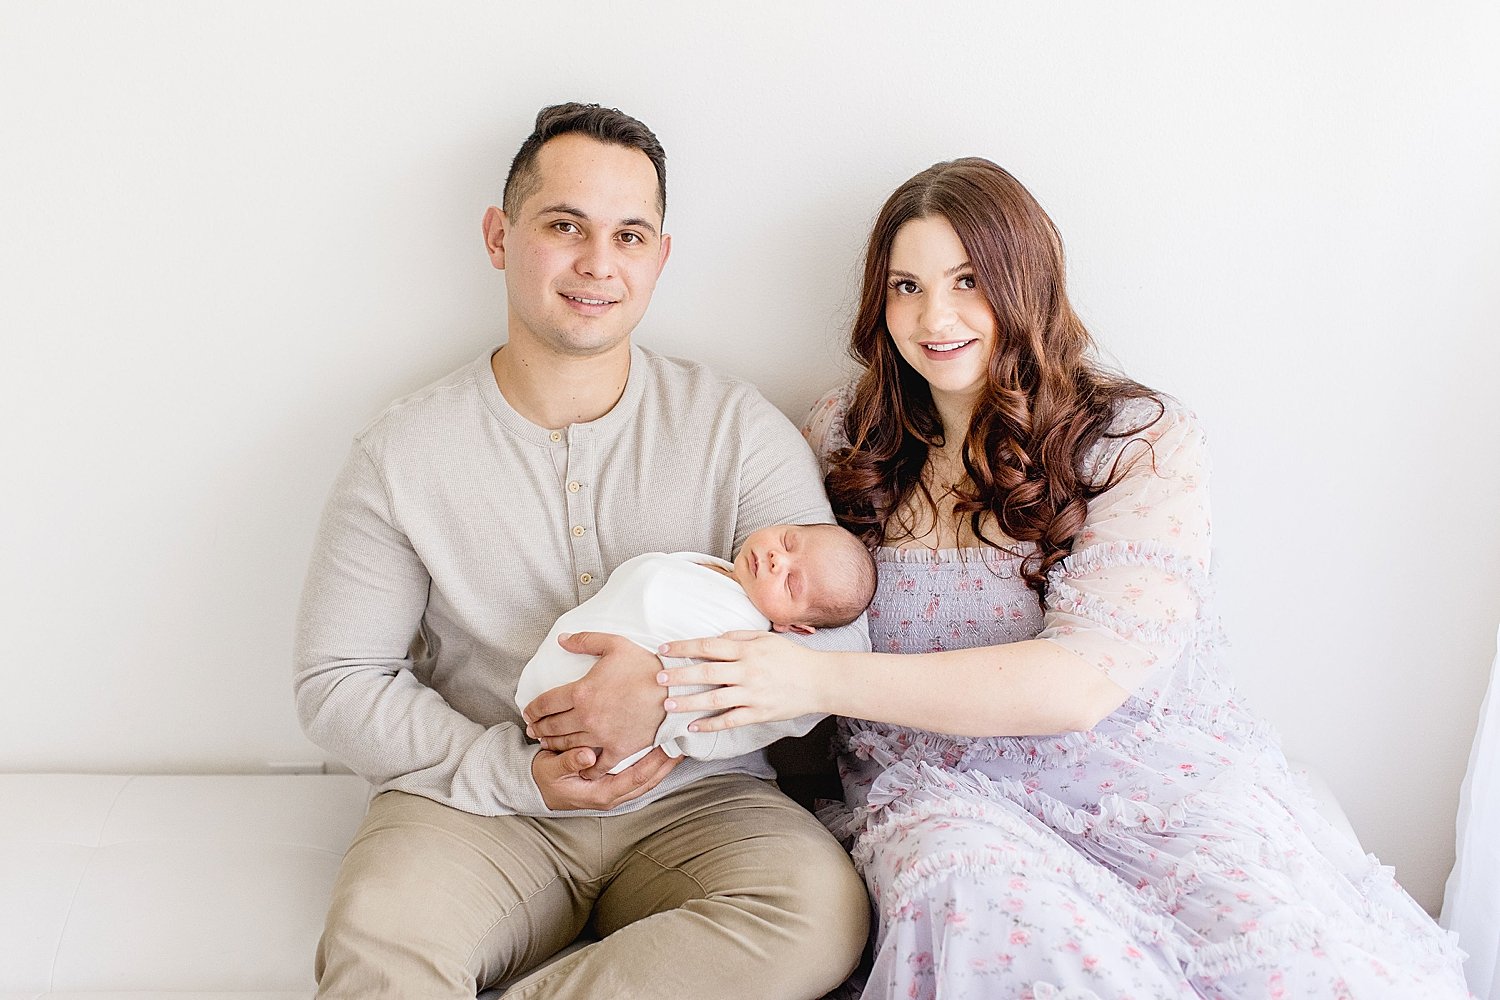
[1037, 400, 1213, 696]
[801, 382, 855, 474]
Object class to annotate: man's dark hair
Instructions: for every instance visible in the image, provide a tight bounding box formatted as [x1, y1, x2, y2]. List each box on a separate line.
[502, 102, 667, 221]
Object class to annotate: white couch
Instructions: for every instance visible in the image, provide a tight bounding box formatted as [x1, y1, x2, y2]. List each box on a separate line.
[0, 767, 1360, 998]
[1, 773, 369, 1000]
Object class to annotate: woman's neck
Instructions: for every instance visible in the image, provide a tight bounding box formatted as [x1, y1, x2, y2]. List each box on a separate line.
[930, 389, 977, 454]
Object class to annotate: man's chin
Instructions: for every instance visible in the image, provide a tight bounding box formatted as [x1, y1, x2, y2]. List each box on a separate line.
[542, 327, 634, 359]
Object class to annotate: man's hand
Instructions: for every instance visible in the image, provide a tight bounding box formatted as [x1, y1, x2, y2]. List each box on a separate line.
[531, 746, 680, 811]
[522, 631, 667, 779]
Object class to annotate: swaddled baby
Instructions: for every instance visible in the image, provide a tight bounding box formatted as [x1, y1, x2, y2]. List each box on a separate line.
[515, 523, 876, 772]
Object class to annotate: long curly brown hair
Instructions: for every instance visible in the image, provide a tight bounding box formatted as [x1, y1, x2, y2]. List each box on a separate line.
[827, 158, 1163, 596]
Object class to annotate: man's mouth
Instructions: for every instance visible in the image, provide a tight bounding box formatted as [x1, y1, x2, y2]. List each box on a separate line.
[562, 293, 617, 306]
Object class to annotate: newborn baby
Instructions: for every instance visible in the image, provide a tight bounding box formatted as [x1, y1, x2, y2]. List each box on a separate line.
[515, 523, 876, 773]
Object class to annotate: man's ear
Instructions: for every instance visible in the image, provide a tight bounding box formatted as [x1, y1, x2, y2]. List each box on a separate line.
[656, 231, 672, 275]
[481, 206, 508, 270]
[772, 623, 816, 636]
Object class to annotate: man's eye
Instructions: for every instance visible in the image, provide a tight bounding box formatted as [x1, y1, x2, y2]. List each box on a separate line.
[619, 231, 644, 245]
[553, 221, 579, 234]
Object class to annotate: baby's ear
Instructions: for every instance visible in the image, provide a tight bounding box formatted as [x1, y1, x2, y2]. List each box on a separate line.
[772, 623, 817, 636]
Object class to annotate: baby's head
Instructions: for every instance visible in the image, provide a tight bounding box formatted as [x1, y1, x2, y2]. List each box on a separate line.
[731, 523, 877, 634]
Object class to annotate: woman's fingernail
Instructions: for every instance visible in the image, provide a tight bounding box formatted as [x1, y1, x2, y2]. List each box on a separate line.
[657, 643, 670, 653]
[688, 724, 700, 732]
[664, 699, 677, 711]
[656, 672, 669, 684]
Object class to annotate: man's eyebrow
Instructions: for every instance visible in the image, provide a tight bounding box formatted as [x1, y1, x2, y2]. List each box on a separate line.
[535, 203, 659, 237]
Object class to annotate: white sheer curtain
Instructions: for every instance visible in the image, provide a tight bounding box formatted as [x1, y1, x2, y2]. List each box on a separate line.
[1442, 623, 1500, 1000]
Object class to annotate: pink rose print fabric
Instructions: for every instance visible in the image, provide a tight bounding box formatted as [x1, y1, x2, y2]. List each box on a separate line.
[803, 386, 1468, 999]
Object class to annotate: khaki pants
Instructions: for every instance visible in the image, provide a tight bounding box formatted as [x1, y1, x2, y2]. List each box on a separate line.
[315, 773, 870, 999]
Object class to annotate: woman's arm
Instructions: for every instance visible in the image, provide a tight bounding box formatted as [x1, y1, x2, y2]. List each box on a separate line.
[662, 400, 1212, 739]
[656, 633, 1129, 737]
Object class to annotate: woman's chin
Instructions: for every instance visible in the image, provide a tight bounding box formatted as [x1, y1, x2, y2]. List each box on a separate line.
[924, 376, 986, 408]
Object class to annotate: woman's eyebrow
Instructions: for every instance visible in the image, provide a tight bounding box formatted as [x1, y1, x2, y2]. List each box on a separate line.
[887, 262, 971, 279]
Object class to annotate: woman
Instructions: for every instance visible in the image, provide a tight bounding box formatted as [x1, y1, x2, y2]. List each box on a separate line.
[657, 159, 1468, 998]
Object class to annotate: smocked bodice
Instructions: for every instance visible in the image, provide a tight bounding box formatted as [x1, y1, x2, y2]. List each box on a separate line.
[866, 545, 1044, 655]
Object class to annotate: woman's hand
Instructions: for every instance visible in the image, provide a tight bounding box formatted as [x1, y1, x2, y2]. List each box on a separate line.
[655, 630, 831, 731]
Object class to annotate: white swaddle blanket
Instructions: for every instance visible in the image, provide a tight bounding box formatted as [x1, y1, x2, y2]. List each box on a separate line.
[514, 551, 768, 773]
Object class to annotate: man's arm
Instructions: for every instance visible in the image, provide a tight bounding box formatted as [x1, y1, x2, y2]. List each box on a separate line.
[298, 441, 678, 815]
[294, 442, 556, 814]
[684, 386, 872, 749]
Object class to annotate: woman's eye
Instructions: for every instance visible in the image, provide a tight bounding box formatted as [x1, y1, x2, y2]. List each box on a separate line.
[890, 279, 919, 295]
[957, 275, 977, 290]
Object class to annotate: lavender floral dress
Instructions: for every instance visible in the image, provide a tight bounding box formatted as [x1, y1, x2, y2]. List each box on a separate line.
[803, 387, 1468, 1000]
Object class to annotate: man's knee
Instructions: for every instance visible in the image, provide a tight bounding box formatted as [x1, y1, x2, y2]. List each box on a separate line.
[315, 794, 568, 994]
[805, 855, 872, 954]
[315, 877, 473, 998]
[762, 828, 871, 983]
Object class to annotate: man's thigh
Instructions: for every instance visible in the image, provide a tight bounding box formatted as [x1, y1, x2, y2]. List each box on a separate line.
[318, 790, 601, 992]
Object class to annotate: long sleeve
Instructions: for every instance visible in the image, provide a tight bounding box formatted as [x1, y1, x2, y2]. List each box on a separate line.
[1036, 401, 1214, 695]
[657, 389, 871, 760]
[293, 443, 548, 815]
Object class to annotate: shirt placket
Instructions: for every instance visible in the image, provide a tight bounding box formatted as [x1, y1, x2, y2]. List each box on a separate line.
[560, 425, 602, 603]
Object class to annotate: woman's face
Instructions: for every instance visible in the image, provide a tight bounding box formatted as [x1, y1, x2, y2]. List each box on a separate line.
[884, 215, 997, 413]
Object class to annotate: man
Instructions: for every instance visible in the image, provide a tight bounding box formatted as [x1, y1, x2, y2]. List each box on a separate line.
[294, 103, 869, 998]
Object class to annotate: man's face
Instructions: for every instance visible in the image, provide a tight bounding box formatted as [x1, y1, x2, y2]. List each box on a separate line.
[484, 133, 670, 358]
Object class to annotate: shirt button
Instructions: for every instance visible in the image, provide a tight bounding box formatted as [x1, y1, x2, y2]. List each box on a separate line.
[579, 572, 593, 585]
[571, 525, 585, 537]
[567, 481, 581, 493]
[549, 431, 562, 442]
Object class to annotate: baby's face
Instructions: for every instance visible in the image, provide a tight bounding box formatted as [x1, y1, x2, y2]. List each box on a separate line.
[731, 524, 839, 633]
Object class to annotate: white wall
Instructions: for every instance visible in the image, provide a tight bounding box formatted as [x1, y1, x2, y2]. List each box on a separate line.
[2, 1, 1497, 913]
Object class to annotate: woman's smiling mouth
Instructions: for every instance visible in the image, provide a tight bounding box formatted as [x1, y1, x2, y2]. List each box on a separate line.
[920, 339, 977, 357]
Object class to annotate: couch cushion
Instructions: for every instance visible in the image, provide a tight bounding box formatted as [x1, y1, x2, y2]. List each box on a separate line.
[0, 774, 369, 996]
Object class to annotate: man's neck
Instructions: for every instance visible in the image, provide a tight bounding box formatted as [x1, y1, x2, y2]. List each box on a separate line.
[490, 340, 632, 429]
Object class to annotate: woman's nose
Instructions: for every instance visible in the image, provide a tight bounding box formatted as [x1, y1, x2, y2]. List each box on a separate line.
[920, 295, 956, 335]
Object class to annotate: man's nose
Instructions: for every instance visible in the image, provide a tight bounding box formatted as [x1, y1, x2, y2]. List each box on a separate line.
[575, 237, 617, 280]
